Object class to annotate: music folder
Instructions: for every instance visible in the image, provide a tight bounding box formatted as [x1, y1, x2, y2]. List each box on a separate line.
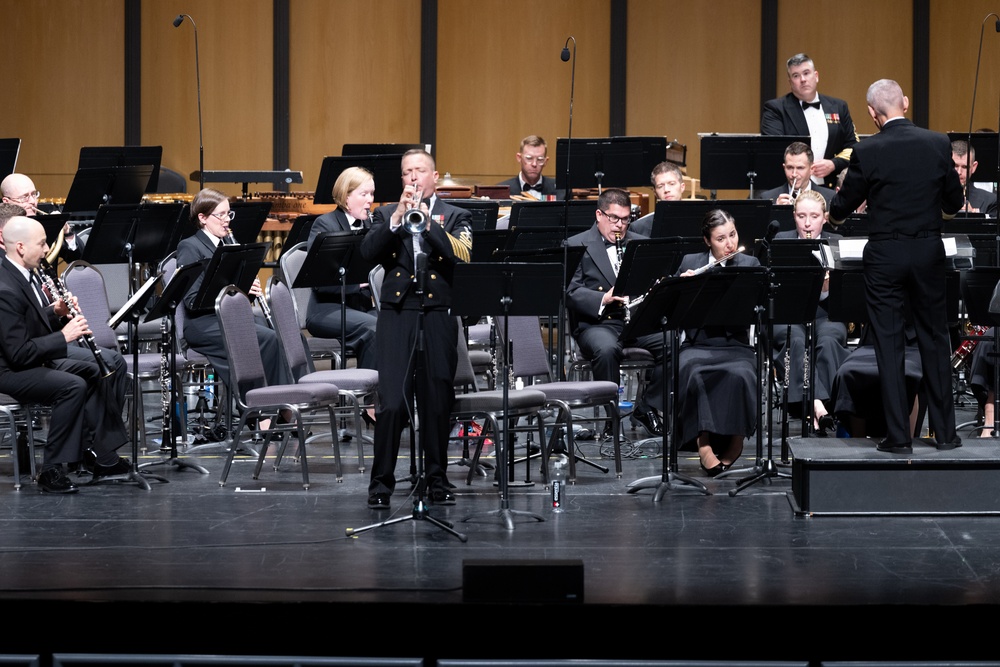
[190, 242, 270, 314]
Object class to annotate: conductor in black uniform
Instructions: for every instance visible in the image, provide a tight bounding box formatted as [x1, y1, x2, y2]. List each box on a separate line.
[361, 149, 473, 510]
[830, 78, 964, 453]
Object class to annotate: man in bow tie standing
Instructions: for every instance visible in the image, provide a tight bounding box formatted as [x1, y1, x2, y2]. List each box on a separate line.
[761, 53, 859, 188]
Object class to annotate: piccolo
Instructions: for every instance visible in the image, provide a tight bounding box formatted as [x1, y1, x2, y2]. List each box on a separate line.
[687, 246, 746, 276]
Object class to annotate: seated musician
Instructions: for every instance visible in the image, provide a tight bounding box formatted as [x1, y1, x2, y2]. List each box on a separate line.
[675, 209, 759, 476]
[1, 173, 85, 261]
[831, 323, 923, 439]
[772, 190, 850, 432]
[176, 188, 288, 403]
[0, 216, 130, 493]
[754, 142, 835, 208]
[969, 329, 997, 436]
[305, 166, 378, 371]
[630, 161, 686, 237]
[566, 188, 667, 437]
[497, 135, 559, 199]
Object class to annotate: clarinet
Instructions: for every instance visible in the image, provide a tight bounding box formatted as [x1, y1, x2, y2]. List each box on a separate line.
[614, 232, 630, 324]
[37, 259, 114, 378]
[159, 314, 173, 450]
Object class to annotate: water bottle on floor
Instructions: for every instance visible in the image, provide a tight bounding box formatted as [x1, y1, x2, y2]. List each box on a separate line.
[551, 451, 568, 513]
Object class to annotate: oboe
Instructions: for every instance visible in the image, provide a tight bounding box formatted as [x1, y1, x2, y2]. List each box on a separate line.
[37, 259, 114, 378]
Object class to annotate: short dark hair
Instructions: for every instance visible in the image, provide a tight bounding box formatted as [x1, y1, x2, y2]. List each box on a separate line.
[785, 141, 814, 163]
[952, 139, 974, 160]
[786, 53, 813, 70]
[0, 203, 26, 230]
[190, 188, 230, 227]
[650, 161, 683, 185]
[597, 188, 631, 210]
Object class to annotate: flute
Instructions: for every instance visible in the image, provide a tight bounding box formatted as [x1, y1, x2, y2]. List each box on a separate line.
[687, 246, 746, 276]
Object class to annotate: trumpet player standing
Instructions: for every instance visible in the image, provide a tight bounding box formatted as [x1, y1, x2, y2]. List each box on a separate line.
[0, 217, 130, 493]
[360, 149, 472, 510]
[755, 142, 835, 208]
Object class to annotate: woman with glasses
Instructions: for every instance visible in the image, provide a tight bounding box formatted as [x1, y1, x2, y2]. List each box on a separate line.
[674, 208, 760, 476]
[176, 188, 287, 395]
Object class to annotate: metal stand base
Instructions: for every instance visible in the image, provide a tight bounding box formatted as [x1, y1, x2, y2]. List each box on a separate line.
[627, 471, 711, 500]
[347, 495, 468, 542]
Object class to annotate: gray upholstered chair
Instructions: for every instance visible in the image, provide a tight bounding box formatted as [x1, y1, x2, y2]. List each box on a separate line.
[277, 242, 342, 369]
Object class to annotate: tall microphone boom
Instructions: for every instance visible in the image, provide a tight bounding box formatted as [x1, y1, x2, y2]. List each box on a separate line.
[561, 36, 576, 202]
[173, 14, 204, 191]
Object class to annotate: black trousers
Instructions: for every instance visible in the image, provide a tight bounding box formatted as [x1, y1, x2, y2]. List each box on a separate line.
[575, 319, 667, 414]
[369, 307, 457, 496]
[863, 237, 955, 445]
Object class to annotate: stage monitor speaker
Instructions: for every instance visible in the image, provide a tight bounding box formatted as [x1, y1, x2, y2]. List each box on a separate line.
[462, 559, 584, 604]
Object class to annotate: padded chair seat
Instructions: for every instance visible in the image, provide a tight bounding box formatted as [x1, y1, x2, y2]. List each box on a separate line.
[126, 353, 163, 376]
[469, 349, 492, 369]
[245, 382, 340, 408]
[467, 323, 492, 347]
[453, 388, 547, 414]
[622, 347, 655, 362]
[298, 368, 378, 393]
[529, 380, 618, 404]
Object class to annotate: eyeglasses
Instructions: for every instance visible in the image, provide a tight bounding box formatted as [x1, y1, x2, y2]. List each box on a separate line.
[520, 156, 548, 165]
[599, 210, 631, 225]
[7, 190, 40, 203]
[211, 210, 236, 221]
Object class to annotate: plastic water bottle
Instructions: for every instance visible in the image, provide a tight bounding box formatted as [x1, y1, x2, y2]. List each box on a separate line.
[550, 451, 569, 513]
[205, 372, 215, 409]
[617, 386, 633, 413]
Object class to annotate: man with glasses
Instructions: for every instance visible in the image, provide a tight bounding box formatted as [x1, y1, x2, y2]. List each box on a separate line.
[566, 188, 667, 437]
[498, 135, 559, 199]
[1, 173, 85, 261]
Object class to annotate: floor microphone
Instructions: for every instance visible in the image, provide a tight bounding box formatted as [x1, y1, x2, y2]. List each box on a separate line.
[561, 36, 576, 202]
[173, 14, 204, 191]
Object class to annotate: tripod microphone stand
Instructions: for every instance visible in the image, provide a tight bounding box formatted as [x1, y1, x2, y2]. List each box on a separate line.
[347, 254, 467, 542]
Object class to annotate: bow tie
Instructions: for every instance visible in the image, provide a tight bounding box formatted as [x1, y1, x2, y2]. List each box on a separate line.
[801, 100, 821, 110]
[522, 181, 541, 191]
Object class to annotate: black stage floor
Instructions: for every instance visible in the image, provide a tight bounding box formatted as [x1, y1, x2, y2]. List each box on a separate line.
[2, 392, 1000, 663]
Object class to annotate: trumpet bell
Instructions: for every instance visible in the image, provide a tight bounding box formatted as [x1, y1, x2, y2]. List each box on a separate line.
[403, 208, 429, 235]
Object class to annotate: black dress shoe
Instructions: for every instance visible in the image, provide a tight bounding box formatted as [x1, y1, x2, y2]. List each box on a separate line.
[876, 439, 913, 454]
[367, 493, 390, 509]
[92, 457, 132, 480]
[429, 488, 457, 505]
[700, 461, 730, 478]
[936, 436, 962, 451]
[816, 414, 836, 437]
[36, 468, 78, 494]
[630, 407, 663, 437]
[361, 410, 376, 428]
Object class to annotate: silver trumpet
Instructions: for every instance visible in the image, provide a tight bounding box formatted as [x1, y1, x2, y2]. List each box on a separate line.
[402, 187, 429, 235]
[790, 176, 802, 203]
[225, 233, 275, 329]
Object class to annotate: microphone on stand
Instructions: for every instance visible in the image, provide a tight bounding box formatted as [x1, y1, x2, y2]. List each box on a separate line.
[561, 36, 576, 203]
[173, 14, 204, 191]
[965, 12, 1000, 204]
[755, 219, 781, 260]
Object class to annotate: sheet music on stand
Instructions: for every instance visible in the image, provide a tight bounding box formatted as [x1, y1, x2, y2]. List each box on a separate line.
[109, 273, 162, 330]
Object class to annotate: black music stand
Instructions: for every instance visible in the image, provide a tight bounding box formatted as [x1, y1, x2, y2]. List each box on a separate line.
[649, 199, 774, 245]
[453, 262, 564, 529]
[196, 170, 303, 199]
[92, 272, 172, 491]
[78, 145, 163, 193]
[508, 199, 595, 232]
[342, 143, 428, 156]
[137, 261, 211, 474]
[82, 202, 185, 267]
[729, 263, 823, 497]
[613, 239, 702, 300]
[0, 138, 20, 179]
[444, 199, 501, 231]
[61, 165, 153, 216]
[625, 268, 766, 500]
[314, 155, 404, 205]
[700, 134, 806, 197]
[555, 136, 666, 192]
[292, 231, 373, 365]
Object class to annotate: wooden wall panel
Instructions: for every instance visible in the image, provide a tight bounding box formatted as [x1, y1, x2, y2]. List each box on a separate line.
[288, 0, 419, 194]
[141, 0, 273, 198]
[930, 0, 1000, 136]
[0, 0, 123, 198]
[437, 0, 611, 187]
[627, 0, 762, 200]
[775, 0, 911, 137]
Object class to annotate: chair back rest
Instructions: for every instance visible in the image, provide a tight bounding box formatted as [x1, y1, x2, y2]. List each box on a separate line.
[268, 276, 315, 380]
[61, 261, 118, 349]
[369, 265, 385, 312]
[454, 317, 479, 391]
[157, 252, 189, 353]
[91, 262, 132, 313]
[215, 285, 266, 400]
[502, 316, 552, 381]
[277, 242, 311, 328]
